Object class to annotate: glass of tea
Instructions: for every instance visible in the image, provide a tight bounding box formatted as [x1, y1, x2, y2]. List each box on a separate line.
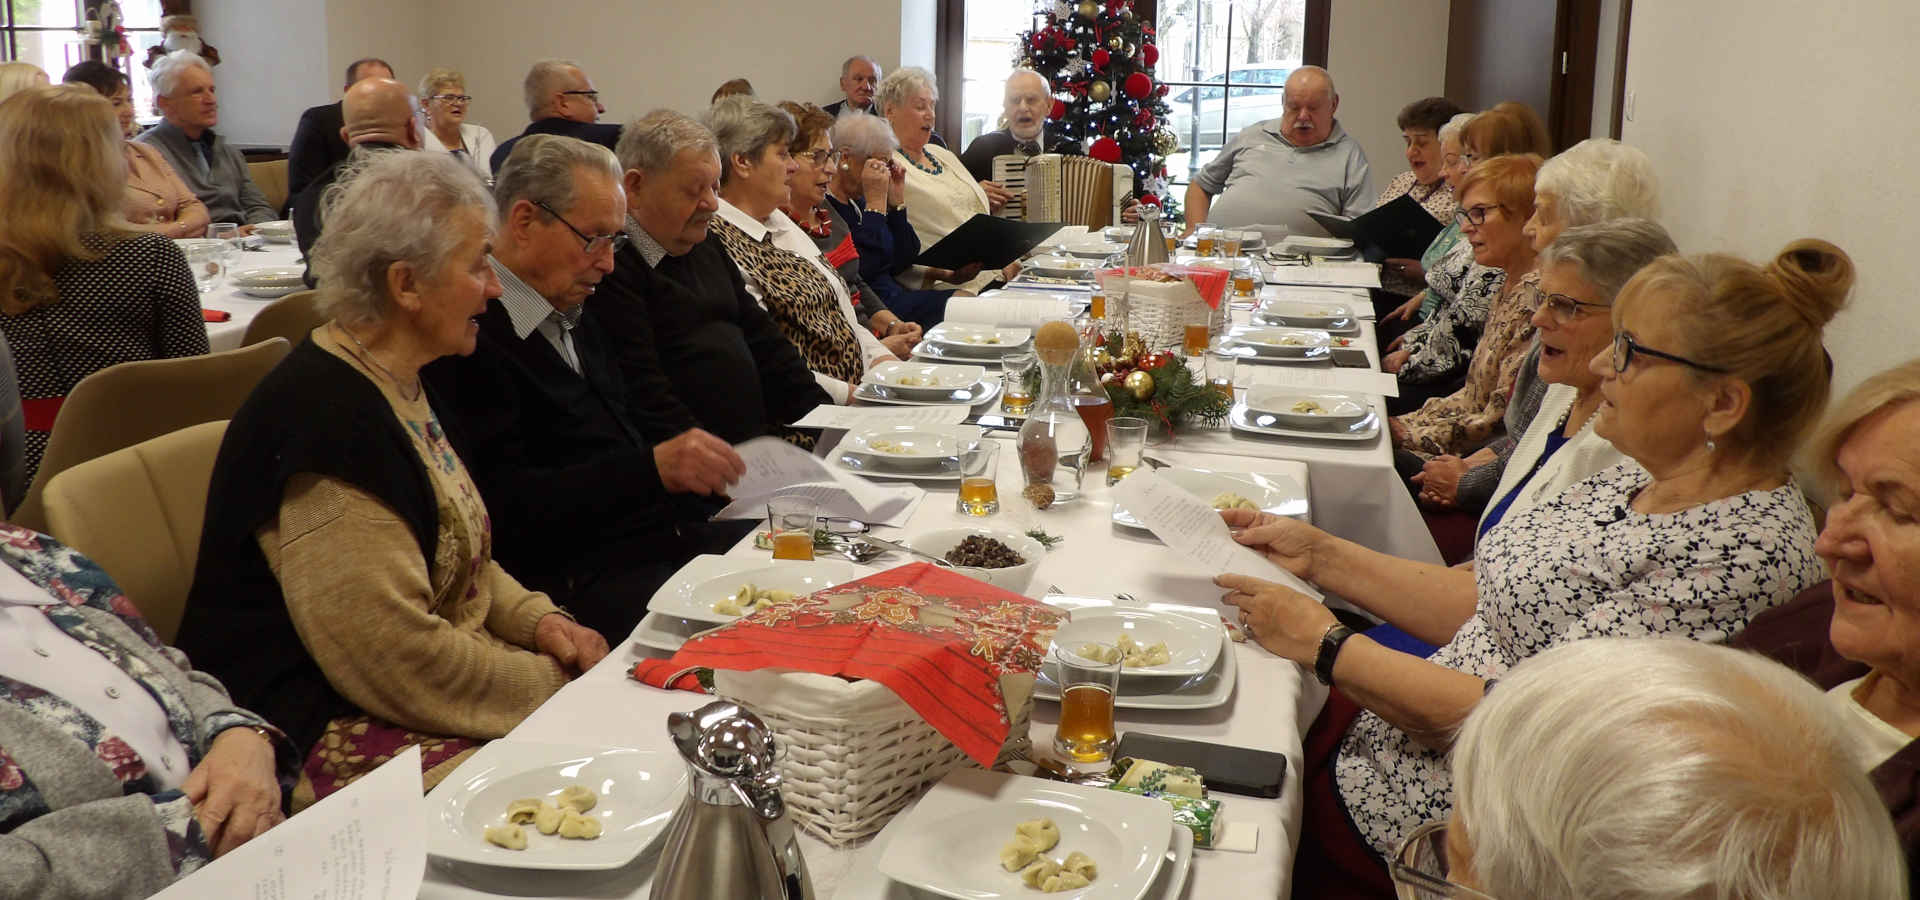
[1053, 643, 1121, 771]
[1205, 349, 1239, 400]
[1104, 417, 1149, 486]
[1193, 225, 1219, 257]
[1161, 222, 1178, 254]
[1232, 258, 1260, 301]
[1222, 230, 1244, 257]
[956, 441, 1001, 516]
[766, 495, 818, 561]
[1001, 350, 1038, 415]
[1183, 319, 1213, 358]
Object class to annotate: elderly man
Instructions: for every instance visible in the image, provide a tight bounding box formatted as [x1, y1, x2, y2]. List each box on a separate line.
[959, 69, 1081, 182]
[291, 77, 421, 260]
[286, 56, 393, 202]
[489, 59, 621, 173]
[823, 55, 880, 118]
[422, 135, 748, 638]
[135, 50, 275, 227]
[589, 110, 832, 446]
[1182, 65, 1373, 237]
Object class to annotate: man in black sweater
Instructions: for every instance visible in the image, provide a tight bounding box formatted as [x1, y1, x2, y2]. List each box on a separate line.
[287, 57, 392, 207]
[587, 109, 832, 445]
[490, 59, 623, 173]
[422, 134, 746, 638]
[958, 69, 1083, 183]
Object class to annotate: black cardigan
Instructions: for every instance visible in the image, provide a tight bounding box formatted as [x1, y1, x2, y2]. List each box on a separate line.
[177, 340, 440, 753]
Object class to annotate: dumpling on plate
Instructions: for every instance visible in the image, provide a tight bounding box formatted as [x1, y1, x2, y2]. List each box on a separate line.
[1041, 870, 1092, 891]
[999, 835, 1040, 871]
[504, 797, 542, 824]
[1013, 817, 1060, 852]
[482, 823, 527, 850]
[533, 802, 565, 835]
[1019, 857, 1062, 888]
[558, 810, 603, 839]
[557, 784, 597, 813]
[1061, 850, 1097, 879]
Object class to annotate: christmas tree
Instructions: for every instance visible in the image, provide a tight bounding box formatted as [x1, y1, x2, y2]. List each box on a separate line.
[1016, 0, 1179, 217]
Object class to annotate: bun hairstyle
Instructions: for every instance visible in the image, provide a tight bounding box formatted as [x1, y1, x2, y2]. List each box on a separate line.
[1613, 238, 1853, 468]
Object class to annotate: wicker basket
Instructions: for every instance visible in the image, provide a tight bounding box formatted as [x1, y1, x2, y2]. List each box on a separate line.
[715, 668, 1031, 846]
[1104, 266, 1232, 351]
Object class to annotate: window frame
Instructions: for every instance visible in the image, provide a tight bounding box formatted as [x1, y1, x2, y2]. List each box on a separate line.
[1, 0, 161, 95]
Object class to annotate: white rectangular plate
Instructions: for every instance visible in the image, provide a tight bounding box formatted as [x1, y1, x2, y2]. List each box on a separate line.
[923, 323, 1034, 355]
[1241, 388, 1372, 428]
[647, 555, 872, 624]
[1221, 325, 1333, 357]
[1050, 607, 1224, 677]
[631, 610, 717, 654]
[855, 378, 1002, 408]
[1230, 403, 1381, 442]
[1112, 468, 1310, 532]
[868, 361, 989, 394]
[425, 742, 684, 871]
[842, 424, 981, 467]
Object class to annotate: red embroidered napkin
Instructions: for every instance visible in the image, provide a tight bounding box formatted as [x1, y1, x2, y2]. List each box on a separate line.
[632, 562, 1063, 767]
[1096, 263, 1231, 308]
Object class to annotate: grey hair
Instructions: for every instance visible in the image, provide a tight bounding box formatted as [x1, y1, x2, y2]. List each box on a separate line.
[830, 112, 898, 160]
[875, 66, 938, 115]
[417, 66, 465, 101]
[1538, 218, 1677, 303]
[840, 55, 879, 78]
[493, 133, 621, 221]
[698, 95, 795, 185]
[148, 50, 210, 99]
[1437, 112, 1474, 147]
[616, 108, 718, 175]
[1452, 638, 1907, 899]
[522, 58, 580, 118]
[310, 151, 496, 327]
[1535, 137, 1660, 227]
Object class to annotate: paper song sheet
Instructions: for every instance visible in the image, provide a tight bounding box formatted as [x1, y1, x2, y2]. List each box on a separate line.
[945, 295, 1072, 327]
[153, 746, 425, 900]
[1248, 364, 1401, 398]
[1112, 469, 1324, 602]
[1263, 261, 1382, 290]
[716, 436, 923, 526]
[792, 404, 970, 430]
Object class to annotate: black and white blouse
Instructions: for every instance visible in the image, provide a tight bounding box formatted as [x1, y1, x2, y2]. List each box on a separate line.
[0, 232, 208, 478]
[1398, 239, 1501, 384]
[1332, 462, 1824, 857]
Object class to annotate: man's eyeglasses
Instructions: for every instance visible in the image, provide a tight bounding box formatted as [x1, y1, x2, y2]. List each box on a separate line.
[1455, 204, 1500, 227]
[1540, 291, 1609, 325]
[533, 200, 629, 256]
[793, 148, 844, 168]
[561, 89, 601, 103]
[1612, 331, 1728, 376]
[1389, 821, 1499, 900]
[429, 93, 472, 104]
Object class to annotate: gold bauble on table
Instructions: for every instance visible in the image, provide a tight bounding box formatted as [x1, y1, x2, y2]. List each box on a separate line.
[1089, 80, 1111, 102]
[1123, 369, 1155, 400]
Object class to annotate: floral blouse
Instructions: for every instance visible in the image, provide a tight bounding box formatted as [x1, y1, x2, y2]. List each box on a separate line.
[1398, 239, 1501, 384]
[1395, 270, 1543, 458]
[1332, 463, 1824, 857]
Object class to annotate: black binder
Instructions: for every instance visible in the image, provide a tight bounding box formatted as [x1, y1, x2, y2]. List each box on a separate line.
[1307, 193, 1445, 262]
[912, 214, 1063, 271]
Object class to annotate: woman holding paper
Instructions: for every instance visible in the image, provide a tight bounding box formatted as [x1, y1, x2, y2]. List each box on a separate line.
[879, 67, 1020, 298]
[1216, 236, 1854, 890]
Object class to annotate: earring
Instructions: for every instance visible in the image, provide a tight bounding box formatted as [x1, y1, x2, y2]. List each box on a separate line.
[1705, 433, 1718, 453]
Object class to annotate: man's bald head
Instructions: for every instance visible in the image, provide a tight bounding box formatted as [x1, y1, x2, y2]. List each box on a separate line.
[1279, 65, 1338, 148]
[341, 77, 421, 150]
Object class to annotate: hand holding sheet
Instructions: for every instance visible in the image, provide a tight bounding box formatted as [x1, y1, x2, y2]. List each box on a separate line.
[1112, 468, 1324, 602]
[718, 437, 923, 526]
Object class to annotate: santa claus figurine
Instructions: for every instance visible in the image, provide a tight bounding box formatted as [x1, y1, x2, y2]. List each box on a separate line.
[144, 5, 220, 68]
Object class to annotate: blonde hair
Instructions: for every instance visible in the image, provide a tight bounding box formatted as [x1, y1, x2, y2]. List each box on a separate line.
[0, 62, 47, 104]
[0, 85, 133, 314]
[1613, 238, 1852, 468]
[1809, 359, 1920, 497]
[417, 66, 465, 101]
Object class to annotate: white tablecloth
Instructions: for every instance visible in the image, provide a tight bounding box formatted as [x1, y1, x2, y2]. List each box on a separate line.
[202, 242, 304, 351]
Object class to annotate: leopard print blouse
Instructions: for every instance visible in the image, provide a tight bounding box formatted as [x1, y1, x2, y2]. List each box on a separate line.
[711, 218, 866, 385]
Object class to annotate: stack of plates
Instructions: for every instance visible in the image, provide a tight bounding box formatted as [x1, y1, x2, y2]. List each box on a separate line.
[830, 423, 983, 482]
[1252, 299, 1361, 335]
[855, 362, 1000, 407]
[1214, 325, 1332, 363]
[229, 265, 307, 298]
[1025, 254, 1100, 280]
[1111, 467, 1309, 535]
[913, 323, 1032, 364]
[866, 768, 1189, 900]
[1181, 229, 1267, 253]
[1035, 596, 1238, 711]
[254, 220, 296, 244]
[1230, 387, 1380, 441]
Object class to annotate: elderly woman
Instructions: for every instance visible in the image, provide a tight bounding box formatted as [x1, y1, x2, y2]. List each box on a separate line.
[178, 152, 607, 807]
[880, 67, 1017, 296]
[1377, 112, 1474, 344]
[417, 67, 497, 182]
[0, 86, 208, 484]
[1733, 359, 1920, 871]
[1375, 96, 1464, 297]
[1400, 638, 1908, 898]
[0, 527, 297, 894]
[1217, 237, 1853, 889]
[1415, 140, 1663, 512]
[776, 100, 918, 358]
[824, 112, 957, 330]
[703, 96, 895, 404]
[63, 61, 211, 239]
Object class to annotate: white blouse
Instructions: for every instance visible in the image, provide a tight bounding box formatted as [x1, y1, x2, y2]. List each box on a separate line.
[898, 143, 998, 295]
[1831, 675, 1917, 771]
[422, 122, 498, 182]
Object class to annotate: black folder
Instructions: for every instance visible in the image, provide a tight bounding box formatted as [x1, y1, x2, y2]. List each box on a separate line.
[1307, 193, 1445, 262]
[912, 214, 1063, 271]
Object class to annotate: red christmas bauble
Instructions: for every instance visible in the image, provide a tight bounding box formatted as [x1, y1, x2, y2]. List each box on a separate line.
[1142, 43, 1159, 66]
[1134, 110, 1155, 128]
[1049, 98, 1067, 120]
[1156, 83, 1170, 97]
[1139, 193, 1161, 206]
[1092, 48, 1110, 69]
[1089, 136, 1123, 163]
[1124, 72, 1153, 99]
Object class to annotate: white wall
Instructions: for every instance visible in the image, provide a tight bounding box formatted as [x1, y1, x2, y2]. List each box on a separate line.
[1620, 0, 1920, 403]
[324, 0, 431, 102]
[1326, 0, 1450, 184]
[194, 0, 328, 146]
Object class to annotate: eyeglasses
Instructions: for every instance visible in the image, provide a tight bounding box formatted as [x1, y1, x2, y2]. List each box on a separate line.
[533, 200, 629, 256]
[430, 93, 472, 104]
[1612, 331, 1729, 376]
[1461, 151, 1482, 165]
[793, 148, 844, 168]
[1389, 821, 1500, 900]
[1455, 204, 1500, 227]
[561, 89, 601, 103]
[1540, 291, 1609, 325]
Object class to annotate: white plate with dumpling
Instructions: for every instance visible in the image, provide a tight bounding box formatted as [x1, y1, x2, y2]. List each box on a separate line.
[651, 558, 869, 625]
[425, 741, 685, 871]
[877, 768, 1173, 900]
[1111, 467, 1310, 533]
[1049, 607, 1224, 678]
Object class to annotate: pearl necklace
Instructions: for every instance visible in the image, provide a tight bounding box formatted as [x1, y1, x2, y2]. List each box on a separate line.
[897, 147, 943, 176]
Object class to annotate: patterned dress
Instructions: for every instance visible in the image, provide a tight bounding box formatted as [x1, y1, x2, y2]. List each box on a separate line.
[1397, 240, 1500, 385]
[1395, 270, 1544, 458]
[710, 217, 866, 385]
[1332, 463, 1824, 856]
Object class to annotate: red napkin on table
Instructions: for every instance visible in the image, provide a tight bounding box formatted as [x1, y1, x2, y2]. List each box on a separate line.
[631, 562, 1063, 767]
[202, 309, 231, 322]
[1095, 263, 1231, 309]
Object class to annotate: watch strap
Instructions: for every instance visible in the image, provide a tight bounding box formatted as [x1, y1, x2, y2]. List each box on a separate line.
[1314, 623, 1357, 686]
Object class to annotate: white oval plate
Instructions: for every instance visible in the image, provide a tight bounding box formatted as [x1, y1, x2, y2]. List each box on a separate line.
[230, 265, 306, 285]
[1050, 607, 1224, 677]
[843, 424, 977, 470]
[1242, 389, 1371, 428]
[657, 559, 867, 624]
[1222, 326, 1333, 357]
[867, 361, 988, 395]
[1230, 403, 1381, 442]
[1253, 299, 1356, 330]
[425, 742, 684, 871]
[1059, 239, 1126, 259]
[1112, 468, 1310, 532]
[1027, 255, 1098, 278]
[923, 322, 1032, 354]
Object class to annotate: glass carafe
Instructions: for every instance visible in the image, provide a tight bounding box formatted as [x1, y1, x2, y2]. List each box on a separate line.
[1018, 324, 1098, 506]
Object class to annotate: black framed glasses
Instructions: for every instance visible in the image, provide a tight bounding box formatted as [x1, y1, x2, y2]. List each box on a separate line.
[533, 200, 629, 256]
[793, 148, 844, 168]
[1455, 204, 1500, 227]
[560, 89, 601, 103]
[1540, 291, 1609, 325]
[1389, 821, 1499, 900]
[1612, 331, 1728, 376]
[429, 93, 473, 104]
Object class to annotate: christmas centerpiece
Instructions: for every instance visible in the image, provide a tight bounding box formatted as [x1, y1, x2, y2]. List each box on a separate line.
[1092, 332, 1231, 434]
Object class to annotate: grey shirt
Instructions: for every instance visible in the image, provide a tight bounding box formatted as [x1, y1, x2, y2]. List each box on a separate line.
[133, 121, 276, 226]
[1193, 119, 1374, 236]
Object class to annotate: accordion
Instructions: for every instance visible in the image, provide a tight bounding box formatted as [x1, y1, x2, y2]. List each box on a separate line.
[990, 153, 1134, 227]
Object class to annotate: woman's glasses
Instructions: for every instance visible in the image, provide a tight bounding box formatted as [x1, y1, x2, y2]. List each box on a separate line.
[1389, 821, 1499, 900]
[430, 93, 473, 104]
[1455, 204, 1501, 227]
[793, 148, 845, 168]
[1612, 331, 1729, 376]
[1540, 291, 1609, 325]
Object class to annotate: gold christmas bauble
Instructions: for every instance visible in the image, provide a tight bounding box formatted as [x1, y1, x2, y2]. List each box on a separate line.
[1123, 369, 1155, 400]
[1089, 81, 1111, 102]
[1153, 127, 1179, 155]
[1076, 0, 1097, 17]
[1108, 35, 1125, 50]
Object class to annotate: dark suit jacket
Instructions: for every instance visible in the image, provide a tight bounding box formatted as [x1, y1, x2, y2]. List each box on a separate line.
[588, 237, 830, 446]
[958, 128, 1085, 183]
[490, 117, 623, 173]
[287, 102, 347, 208]
[823, 98, 945, 148]
[420, 298, 711, 583]
[291, 143, 405, 285]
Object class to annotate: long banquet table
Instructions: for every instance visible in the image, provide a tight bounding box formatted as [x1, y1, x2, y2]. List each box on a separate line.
[417, 272, 1430, 900]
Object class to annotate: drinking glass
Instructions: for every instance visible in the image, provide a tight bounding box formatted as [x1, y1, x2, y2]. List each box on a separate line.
[1161, 222, 1178, 254]
[1205, 349, 1239, 401]
[766, 496, 818, 561]
[1104, 417, 1149, 486]
[956, 441, 1001, 516]
[184, 241, 226, 293]
[1000, 350, 1038, 415]
[1053, 644, 1121, 771]
[1232, 258, 1260, 302]
[1222, 230, 1244, 257]
[1193, 225, 1219, 257]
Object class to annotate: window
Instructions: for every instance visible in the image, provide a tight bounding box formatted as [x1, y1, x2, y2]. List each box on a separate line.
[3, 0, 163, 116]
[1155, 0, 1325, 185]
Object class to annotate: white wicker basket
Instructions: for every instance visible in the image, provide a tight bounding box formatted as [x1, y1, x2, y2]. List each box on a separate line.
[1120, 275, 1223, 351]
[715, 668, 1031, 846]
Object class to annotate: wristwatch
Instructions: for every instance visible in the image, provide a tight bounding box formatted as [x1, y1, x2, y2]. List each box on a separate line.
[1314, 622, 1357, 686]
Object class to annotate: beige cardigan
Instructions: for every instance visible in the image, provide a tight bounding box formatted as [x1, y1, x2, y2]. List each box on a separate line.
[124, 141, 210, 238]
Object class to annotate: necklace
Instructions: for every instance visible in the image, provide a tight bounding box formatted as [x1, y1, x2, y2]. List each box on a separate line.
[897, 147, 943, 176]
[332, 322, 423, 401]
